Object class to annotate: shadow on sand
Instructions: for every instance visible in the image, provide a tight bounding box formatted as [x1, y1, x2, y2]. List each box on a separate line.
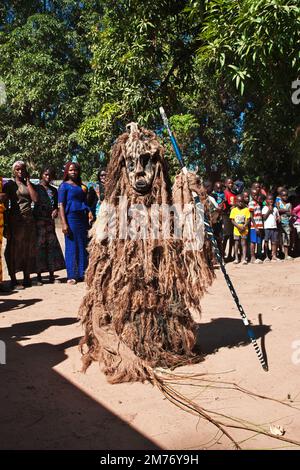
[0, 317, 159, 450]
[196, 316, 271, 364]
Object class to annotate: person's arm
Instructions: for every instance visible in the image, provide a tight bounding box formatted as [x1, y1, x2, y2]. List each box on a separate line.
[229, 196, 236, 207]
[231, 219, 243, 232]
[278, 207, 289, 214]
[52, 208, 58, 219]
[58, 184, 69, 234]
[230, 209, 242, 232]
[217, 202, 224, 214]
[25, 174, 38, 203]
[286, 204, 292, 217]
[241, 212, 250, 231]
[248, 203, 258, 231]
[51, 187, 58, 219]
[278, 206, 291, 216]
[59, 204, 69, 234]
[245, 209, 251, 227]
[262, 207, 273, 221]
[250, 212, 261, 233]
[210, 195, 223, 214]
[273, 207, 279, 223]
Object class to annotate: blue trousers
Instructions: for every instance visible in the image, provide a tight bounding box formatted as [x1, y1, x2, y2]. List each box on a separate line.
[65, 212, 88, 280]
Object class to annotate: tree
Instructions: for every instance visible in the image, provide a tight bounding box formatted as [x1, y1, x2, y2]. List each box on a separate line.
[191, 0, 300, 183]
[77, 0, 241, 179]
[0, 2, 92, 178]
[1, 1, 299, 184]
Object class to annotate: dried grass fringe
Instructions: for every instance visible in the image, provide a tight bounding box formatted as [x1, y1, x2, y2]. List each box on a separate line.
[152, 369, 300, 449]
[79, 127, 214, 383]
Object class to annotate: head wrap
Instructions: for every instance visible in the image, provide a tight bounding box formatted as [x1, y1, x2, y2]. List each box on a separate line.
[12, 160, 26, 172]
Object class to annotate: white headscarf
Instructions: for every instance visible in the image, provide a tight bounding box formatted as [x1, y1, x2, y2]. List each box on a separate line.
[12, 160, 26, 172]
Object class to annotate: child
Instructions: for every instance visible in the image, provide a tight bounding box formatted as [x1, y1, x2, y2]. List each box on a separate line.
[212, 181, 225, 207]
[243, 191, 250, 205]
[212, 181, 226, 259]
[277, 189, 292, 260]
[248, 189, 264, 263]
[243, 191, 251, 259]
[223, 178, 236, 261]
[230, 195, 250, 264]
[262, 194, 280, 262]
[275, 186, 286, 205]
[205, 180, 223, 257]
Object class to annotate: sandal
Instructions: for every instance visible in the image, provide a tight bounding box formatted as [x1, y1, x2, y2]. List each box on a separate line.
[34, 277, 43, 286]
[11, 283, 25, 290]
[67, 279, 77, 285]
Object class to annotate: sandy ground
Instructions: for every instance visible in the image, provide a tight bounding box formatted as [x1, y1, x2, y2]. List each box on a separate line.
[1, 231, 300, 450]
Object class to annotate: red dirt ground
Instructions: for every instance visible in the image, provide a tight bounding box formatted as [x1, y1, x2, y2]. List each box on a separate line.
[1, 232, 300, 450]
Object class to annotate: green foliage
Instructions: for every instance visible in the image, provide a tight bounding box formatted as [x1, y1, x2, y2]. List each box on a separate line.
[0, 3, 91, 177]
[189, 0, 300, 183]
[0, 0, 299, 185]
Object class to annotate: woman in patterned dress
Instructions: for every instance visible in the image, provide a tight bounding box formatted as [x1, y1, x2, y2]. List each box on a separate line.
[33, 167, 65, 284]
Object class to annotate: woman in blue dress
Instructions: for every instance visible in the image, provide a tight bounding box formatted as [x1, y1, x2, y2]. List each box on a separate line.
[58, 162, 93, 284]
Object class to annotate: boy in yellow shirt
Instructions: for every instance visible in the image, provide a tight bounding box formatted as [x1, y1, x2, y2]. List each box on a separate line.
[230, 195, 251, 264]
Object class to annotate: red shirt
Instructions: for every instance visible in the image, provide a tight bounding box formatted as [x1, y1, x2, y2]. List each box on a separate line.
[224, 190, 236, 212]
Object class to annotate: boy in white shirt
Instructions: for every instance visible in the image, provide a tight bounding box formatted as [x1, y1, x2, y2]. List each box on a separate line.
[262, 194, 280, 262]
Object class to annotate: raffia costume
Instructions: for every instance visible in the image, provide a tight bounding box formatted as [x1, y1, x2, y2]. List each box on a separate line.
[79, 124, 214, 383]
